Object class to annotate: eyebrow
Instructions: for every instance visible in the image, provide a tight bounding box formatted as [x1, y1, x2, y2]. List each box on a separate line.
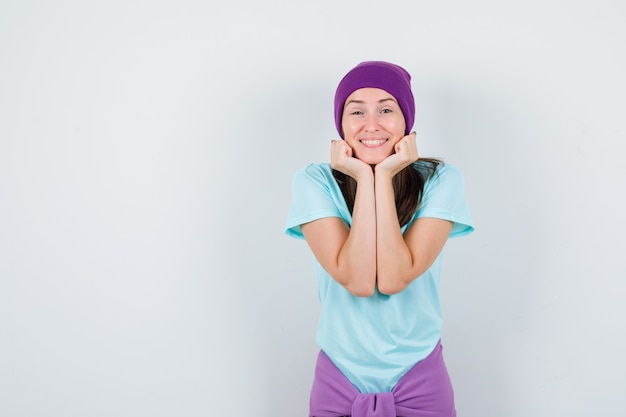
[344, 97, 397, 106]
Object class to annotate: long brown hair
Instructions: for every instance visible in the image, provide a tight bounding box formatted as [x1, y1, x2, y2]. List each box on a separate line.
[332, 158, 442, 227]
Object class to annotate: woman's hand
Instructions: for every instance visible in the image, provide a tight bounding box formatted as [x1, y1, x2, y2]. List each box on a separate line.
[375, 132, 418, 177]
[330, 139, 372, 181]
[301, 139, 378, 297]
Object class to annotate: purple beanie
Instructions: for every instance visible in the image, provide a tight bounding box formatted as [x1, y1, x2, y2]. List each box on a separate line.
[334, 61, 415, 138]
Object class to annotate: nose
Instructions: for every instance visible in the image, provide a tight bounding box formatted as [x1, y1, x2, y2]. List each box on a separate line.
[364, 113, 378, 132]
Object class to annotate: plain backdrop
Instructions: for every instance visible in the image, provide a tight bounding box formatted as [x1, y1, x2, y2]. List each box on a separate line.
[1, 1, 625, 416]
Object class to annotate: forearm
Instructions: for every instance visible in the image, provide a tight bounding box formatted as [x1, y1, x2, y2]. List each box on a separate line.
[374, 172, 415, 295]
[337, 173, 377, 296]
[374, 170, 454, 294]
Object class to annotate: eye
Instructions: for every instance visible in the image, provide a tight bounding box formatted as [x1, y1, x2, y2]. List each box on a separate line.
[350, 110, 364, 115]
[380, 108, 392, 114]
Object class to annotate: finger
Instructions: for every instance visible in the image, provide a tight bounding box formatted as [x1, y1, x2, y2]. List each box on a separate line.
[332, 141, 350, 159]
[395, 138, 407, 153]
[339, 140, 353, 155]
[398, 132, 415, 147]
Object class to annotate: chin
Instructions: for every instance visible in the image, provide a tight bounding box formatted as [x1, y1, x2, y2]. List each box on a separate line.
[357, 153, 392, 166]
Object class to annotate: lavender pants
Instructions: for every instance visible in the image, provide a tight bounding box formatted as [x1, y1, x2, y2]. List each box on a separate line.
[309, 341, 456, 417]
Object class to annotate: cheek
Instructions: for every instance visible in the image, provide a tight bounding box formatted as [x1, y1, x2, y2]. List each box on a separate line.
[341, 119, 352, 134]
[341, 122, 359, 141]
[392, 117, 406, 137]
[345, 137, 359, 150]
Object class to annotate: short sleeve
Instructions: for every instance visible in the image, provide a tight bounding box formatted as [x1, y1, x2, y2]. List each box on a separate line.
[410, 164, 474, 238]
[285, 164, 347, 239]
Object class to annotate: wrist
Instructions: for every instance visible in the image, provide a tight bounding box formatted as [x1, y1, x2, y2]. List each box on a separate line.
[354, 166, 375, 184]
[374, 164, 398, 179]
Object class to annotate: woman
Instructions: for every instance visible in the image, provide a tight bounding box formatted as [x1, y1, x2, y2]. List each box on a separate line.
[285, 61, 474, 417]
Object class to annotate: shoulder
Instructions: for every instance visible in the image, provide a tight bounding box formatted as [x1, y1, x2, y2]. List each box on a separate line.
[295, 162, 333, 179]
[292, 162, 336, 189]
[422, 162, 466, 191]
[412, 161, 474, 237]
[286, 163, 346, 239]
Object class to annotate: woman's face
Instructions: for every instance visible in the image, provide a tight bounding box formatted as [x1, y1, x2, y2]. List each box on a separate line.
[341, 87, 406, 165]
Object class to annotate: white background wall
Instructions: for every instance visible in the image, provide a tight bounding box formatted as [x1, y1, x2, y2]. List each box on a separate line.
[1, 1, 625, 416]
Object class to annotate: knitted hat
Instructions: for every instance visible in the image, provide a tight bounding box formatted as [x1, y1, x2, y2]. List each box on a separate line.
[334, 61, 415, 138]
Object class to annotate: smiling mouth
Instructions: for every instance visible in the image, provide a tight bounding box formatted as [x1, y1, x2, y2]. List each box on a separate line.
[360, 139, 388, 147]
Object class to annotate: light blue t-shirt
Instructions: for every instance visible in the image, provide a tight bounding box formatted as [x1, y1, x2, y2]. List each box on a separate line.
[285, 162, 474, 393]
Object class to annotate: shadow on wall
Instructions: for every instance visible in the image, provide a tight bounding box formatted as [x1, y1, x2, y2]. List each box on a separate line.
[419, 77, 544, 416]
[225, 79, 331, 416]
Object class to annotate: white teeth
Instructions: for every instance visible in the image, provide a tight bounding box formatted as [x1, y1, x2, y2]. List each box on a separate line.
[361, 139, 386, 146]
